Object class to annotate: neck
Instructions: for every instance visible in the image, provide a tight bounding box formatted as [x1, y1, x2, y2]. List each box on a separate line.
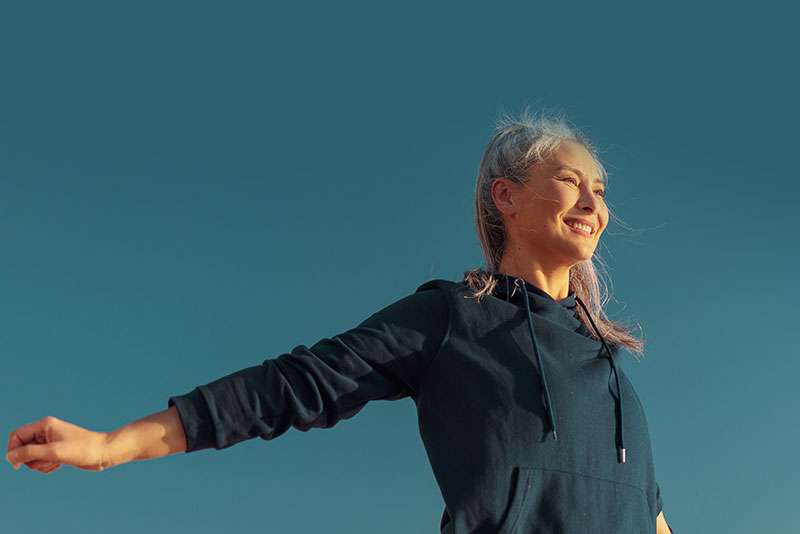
[497, 249, 572, 301]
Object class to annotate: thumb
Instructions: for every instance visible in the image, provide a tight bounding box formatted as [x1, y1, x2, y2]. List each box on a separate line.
[7, 443, 58, 469]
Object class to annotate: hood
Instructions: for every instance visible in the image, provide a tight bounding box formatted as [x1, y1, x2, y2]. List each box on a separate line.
[489, 271, 628, 465]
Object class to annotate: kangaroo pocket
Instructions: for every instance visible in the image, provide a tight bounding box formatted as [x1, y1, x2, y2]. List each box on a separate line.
[498, 466, 652, 534]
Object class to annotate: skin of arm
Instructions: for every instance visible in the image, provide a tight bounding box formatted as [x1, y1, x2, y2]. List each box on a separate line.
[103, 405, 187, 468]
[656, 510, 672, 534]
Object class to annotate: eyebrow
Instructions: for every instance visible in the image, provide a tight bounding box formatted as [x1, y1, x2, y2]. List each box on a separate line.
[556, 165, 606, 187]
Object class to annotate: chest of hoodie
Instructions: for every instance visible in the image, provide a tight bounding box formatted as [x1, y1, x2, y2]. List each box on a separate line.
[414, 286, 657, 512]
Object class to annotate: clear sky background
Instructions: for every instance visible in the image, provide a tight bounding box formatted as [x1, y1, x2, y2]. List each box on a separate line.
[1, 2, 797, 533]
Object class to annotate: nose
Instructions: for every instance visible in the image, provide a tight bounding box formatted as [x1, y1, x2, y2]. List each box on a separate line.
[577, 186, 603, 213]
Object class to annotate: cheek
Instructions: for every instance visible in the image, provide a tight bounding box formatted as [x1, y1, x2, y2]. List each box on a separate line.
[515, 187, 571, 233]
[534, 186, 572, 215]
[599, 208, 609, 230]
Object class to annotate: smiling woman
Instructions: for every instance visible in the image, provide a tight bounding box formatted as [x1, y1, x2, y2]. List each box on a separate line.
[460, 109, 675, 533]
[5, 108, 674, 534]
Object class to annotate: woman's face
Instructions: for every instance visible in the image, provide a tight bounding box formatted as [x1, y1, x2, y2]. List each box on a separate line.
[493, 140, 609, 267]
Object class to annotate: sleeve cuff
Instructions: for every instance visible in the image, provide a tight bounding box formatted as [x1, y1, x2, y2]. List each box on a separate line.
[168, 386, 218, 453]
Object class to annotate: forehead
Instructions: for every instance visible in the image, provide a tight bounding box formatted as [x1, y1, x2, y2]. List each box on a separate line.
[547, 141, 605, 185]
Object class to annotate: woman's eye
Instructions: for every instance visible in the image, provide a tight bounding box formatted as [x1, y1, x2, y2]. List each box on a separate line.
[560, 176, 606, 198]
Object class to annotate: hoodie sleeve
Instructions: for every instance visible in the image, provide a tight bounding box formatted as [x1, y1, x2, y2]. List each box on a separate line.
[656, 481, 663, 514]
[167, 286, 449, 453]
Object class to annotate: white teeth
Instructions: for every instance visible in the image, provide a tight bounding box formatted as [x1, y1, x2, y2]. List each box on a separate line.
[567, 221, 593, 234]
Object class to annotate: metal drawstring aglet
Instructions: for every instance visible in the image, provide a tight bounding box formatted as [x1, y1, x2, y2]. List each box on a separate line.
[618, 447, 626, 463]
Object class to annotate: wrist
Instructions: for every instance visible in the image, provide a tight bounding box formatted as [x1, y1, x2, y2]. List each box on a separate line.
[103, 428, 140, 469]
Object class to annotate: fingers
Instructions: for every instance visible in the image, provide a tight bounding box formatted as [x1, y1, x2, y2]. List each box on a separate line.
[6, 433, 21, 469]
[20, 460, 61, 474]
[7, 429, 20, 452]
[7, 427, 27, 460]
[7, 417, 49, 453]
[7, 442, 58, 468]
[24, 459, 53, 470]
[7, 429, 28, 469]
[7, 417, 53, 469]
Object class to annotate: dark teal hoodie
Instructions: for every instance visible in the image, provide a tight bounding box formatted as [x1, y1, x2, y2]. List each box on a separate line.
[168, 272, 668, 533]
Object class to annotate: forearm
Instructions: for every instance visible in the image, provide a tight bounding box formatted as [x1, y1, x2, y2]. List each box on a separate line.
[104, 405, 187, 467]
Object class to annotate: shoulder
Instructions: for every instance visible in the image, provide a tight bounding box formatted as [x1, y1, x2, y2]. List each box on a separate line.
[414, 277, 480, 309]
[360, 278, 454, 328]
[414, 278, 465, 294]
[414, 278, 478, 303]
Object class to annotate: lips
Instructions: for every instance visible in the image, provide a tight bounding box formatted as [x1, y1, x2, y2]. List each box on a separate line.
[563, 218, 596, 237]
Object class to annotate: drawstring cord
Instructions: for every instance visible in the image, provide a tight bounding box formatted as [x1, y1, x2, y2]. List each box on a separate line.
[516, 278, 559, 441]
[574, 295, 626, 464]
[514, 276, 627, 464]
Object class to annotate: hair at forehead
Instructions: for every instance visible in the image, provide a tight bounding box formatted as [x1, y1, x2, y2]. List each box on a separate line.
[484, 107, 609, 186]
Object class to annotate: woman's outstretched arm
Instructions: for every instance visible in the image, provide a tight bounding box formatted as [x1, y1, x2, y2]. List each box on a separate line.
[7, 284, 448, 473]
[104, 405, 187, 467]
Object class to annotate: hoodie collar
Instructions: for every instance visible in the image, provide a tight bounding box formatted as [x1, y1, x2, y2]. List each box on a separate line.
[486, 271, 628, 465]
[491, 272, 584, 334]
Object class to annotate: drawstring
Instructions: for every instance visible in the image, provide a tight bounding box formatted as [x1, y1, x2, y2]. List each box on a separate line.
[516, 278, 559, 441]
[514, 276, 627, 464]
[574, 294, 626, 464]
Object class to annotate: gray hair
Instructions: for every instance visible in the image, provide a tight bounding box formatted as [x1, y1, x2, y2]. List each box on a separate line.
[463, 107, 645, 356]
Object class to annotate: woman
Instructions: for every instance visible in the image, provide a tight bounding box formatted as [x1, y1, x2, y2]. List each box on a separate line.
[6, 110, 675, 533]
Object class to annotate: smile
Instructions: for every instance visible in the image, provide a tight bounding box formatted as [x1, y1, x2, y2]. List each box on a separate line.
[564, 220, 595, 237]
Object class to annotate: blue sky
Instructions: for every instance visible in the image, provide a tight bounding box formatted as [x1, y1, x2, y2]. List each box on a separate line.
[1, 2, 797, 533]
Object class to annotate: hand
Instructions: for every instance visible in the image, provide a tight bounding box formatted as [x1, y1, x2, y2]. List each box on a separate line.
[6, 416, 111, 474]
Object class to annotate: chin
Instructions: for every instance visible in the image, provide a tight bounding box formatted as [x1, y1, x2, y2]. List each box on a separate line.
[562, 245, 596, 264]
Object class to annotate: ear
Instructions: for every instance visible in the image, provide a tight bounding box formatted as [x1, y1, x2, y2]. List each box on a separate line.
[491, 177, 519, 216]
